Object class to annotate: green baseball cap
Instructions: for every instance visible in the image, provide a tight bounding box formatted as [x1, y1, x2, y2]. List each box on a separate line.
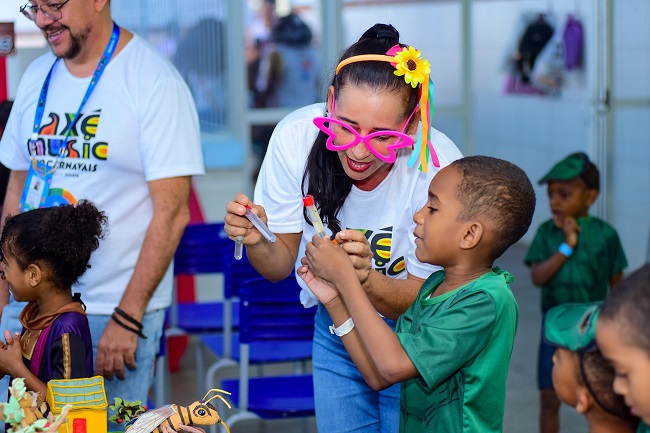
[538, 152, 591, 185]
[544, 302, 601, 351]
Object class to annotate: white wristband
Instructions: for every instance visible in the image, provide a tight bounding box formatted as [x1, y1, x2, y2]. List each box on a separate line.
[329, 317, 355, 337]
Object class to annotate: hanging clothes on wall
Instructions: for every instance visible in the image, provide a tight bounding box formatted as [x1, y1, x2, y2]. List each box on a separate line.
[531, 29, 566, 95]
[504, 12, 555, 95]
[563, 15, 584, 70]
[515, 14, 555, 83]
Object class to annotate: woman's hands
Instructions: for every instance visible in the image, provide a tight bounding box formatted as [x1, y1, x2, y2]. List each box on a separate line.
[299, 232, 375, 306]
[334, 230, 374, 289]
[224, 193, 269, 246]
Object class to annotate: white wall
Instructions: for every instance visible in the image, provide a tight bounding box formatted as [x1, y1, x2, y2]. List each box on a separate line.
[610, 0, 650, 271]
[344, 0, 649, 271]
[472, 0, 596, 245]
[472, 0, 649, 272]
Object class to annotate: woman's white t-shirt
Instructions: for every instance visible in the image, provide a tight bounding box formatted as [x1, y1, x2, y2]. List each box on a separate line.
[254, 103, 463, 307]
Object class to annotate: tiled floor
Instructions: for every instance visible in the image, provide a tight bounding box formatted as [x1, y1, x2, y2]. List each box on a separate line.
[166, 169, 587, 433]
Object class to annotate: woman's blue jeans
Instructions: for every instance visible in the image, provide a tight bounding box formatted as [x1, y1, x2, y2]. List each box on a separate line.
[313, 303, 400, 433]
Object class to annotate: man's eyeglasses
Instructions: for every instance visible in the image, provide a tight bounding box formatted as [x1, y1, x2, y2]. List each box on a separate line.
[312, 97, 418, 164]
[20, 0, 71, 22]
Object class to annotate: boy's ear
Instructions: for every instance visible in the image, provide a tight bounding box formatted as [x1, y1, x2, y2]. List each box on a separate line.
[459, 222, 483, 250]
[585, 188, 599, 206]
[575, 388, 594, 414]
[26, 264, 42, 287]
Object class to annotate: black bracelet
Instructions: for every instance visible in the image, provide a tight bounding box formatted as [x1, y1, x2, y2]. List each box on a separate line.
[114, 307, 143, 330]
[111, 313, 147, 339]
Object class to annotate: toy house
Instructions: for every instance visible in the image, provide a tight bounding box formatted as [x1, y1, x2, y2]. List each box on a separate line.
[46, 376, 108, 433]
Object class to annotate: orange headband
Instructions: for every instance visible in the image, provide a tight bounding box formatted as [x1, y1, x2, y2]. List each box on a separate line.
[334, 46, 439, 170]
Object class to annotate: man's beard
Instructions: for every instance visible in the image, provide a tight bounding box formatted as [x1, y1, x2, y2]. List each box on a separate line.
[46, 24, 91, 60]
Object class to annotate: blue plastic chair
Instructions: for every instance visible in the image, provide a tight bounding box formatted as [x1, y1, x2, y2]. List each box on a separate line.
[170, 222, 239, 333]
[213, 276, 316, 433]
[168, 222, 245, 392]
[193, 246, 266, 394]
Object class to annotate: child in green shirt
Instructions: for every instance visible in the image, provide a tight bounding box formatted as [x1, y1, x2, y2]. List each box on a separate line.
[525, 152, 627, 433]
[299, 155, 536, 432]
[544, 302, 638, 432]
[596, 264, 650, 433]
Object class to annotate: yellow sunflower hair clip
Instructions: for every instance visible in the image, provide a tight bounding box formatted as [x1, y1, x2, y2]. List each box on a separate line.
[335, 45, 438, 171]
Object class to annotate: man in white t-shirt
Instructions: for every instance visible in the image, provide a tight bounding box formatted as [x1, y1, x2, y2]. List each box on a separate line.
[0, 0, 204, 421]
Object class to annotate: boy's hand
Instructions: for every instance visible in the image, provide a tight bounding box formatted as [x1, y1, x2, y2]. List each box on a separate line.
[561, 217, 580, 248]
[297, 261, 340, 306]
[334, 230, 374, 288]
[303, 235, 356, 287]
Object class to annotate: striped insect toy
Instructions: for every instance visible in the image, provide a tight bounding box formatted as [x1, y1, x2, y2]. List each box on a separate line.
[124, 388, 232, 433]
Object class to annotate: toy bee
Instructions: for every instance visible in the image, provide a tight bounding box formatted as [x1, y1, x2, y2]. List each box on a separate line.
[125, 389, 232, 433]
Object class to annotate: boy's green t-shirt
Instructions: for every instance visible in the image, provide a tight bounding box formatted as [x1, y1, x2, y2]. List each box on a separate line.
[396, 268, 519, 433]
[638, 422, 650, 433]
[525, 216, 627, 309]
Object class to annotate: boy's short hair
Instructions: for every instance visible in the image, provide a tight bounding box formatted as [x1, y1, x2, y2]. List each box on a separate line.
[545, 303, 635, 420]
[600, 263, 650, 353]
[538, 152, 600, 191]
[451, 156, 536, 261]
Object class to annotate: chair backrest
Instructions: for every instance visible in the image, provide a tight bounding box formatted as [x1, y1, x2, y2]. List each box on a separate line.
[238, 276, 316, 344]
[237, 275, 316, 411]
[174, 222, 230, 275]
[222, 248, 262, 299]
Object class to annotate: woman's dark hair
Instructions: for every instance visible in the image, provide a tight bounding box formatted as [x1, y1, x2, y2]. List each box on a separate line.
[0, 200, 108, 289]
[301, 23, 420, 233]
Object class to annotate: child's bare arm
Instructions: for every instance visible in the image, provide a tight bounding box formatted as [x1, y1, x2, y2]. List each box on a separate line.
[336, 271, 419, 388]
[530, 253, 570, 286]
[318, 296, 392, 390]
[531, 217, 579, 286]
[302, 237, 418, 389]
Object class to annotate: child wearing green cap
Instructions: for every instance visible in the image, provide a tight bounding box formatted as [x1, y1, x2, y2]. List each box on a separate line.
[597, 263, 650, 433]
[544, 302, 638, 432]
[299, 156, 536, 433]
[525, 151, 628, 433]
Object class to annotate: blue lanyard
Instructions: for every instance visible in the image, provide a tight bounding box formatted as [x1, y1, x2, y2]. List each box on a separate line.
[31, 22, 120, 157]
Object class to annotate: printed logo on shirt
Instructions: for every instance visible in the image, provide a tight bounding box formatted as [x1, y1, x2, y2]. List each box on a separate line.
[26, 109, 107, 176]
[354, 226, 406, 277]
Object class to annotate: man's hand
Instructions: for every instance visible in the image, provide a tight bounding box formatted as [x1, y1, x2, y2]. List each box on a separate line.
[95, 319, 138, 380]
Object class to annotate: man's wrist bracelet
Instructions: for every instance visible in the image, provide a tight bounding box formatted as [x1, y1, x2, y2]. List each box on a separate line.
[111, 313, 147, 339]
[114, 307, 143, 330]
[558, 242, 574, 257]
[329, 317, 355, 337]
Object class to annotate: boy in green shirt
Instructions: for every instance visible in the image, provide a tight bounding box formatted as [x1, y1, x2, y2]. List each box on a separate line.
[525, 152, 627, 433]
[597, 264, 650, 433]
[299, 155, 536, 432]
[544, 303, 638, 432]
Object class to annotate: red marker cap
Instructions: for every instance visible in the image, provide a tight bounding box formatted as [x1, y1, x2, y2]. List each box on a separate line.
[302, 195, 315, 207]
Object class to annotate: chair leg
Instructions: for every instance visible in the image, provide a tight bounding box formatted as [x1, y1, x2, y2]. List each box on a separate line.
[195, 337, 205, 395]
[154, 353, 168, 406]
[221, 411, 259, 433]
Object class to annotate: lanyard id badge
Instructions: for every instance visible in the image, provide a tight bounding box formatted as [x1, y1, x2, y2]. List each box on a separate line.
[20, 159, 53, 212]
[19, 22, 120, 212]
